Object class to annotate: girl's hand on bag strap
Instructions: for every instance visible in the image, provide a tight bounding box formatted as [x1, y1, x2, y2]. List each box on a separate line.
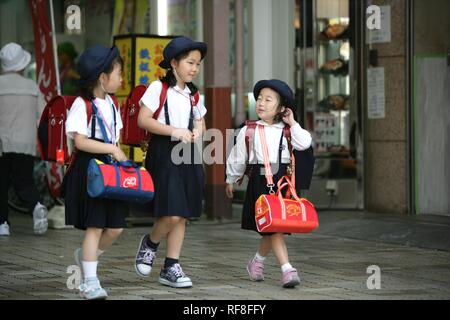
[112, 145, 127, 162]
[225, 184, 234, 199]
[172, 128, 194, 144]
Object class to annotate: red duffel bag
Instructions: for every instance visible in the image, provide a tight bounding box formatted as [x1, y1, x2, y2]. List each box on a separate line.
[255, 176, 318, 233]
[254, 124, 318, 234]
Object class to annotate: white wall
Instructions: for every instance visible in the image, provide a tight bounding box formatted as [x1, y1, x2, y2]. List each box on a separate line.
[249, 0, 295, 88]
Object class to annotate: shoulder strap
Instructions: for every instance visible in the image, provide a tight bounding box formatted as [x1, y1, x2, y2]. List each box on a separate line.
[110, 95, 119, 109]
[153, 81, 169, 120]
[193, 91, 200, 105]
[282, 125, 293, 155]
[81, 97, 94, 138]
[244, 120, 257, 158]
[282, 124, 296, 191]
[90, 100, 111, 144]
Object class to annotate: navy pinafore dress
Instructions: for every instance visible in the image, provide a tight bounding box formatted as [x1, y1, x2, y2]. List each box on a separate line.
[144, 94, 205, 218]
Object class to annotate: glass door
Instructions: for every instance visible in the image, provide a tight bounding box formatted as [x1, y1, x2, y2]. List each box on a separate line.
[298, 0, 363, 209]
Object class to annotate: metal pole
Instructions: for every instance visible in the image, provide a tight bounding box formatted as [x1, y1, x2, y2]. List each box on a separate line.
[234, 0, 246, 126]
[49, 0, 61, 95]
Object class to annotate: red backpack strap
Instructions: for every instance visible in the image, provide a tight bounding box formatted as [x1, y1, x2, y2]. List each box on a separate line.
[244, 120, 257, 157]
[153, 81, 169, 120]
[193, 91, 200, 106]
[236, 120, 257, 185]
[110, 95, 120, 109]
[80, 97, 93, 124]
[67, 97, 93, 174]
[283, 124, 293, 155]
[282, 124, 296, 195]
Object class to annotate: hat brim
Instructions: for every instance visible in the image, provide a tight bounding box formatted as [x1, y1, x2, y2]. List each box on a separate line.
[253, 80, 297, 111]
[78, 46, 119, 85]
[2, 51, 31, 72]
[159, 42, 207, 69]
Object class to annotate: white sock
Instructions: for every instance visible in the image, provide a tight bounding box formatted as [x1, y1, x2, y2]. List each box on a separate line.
[82, 261, 98, 280]
[281, 263, 293, 273]
[254, 252, 266, 262]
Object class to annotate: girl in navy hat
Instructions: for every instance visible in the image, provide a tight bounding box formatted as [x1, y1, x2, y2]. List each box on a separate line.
[226, 79, 312, 288]
[63, 45, 127, 299]
[134, 36, 207, 288]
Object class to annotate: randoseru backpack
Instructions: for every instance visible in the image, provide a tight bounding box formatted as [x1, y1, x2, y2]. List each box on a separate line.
[120, 82, 200, 147]
[37, 95, 119, 165]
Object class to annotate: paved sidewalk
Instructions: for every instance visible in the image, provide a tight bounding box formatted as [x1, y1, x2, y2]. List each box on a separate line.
[1, 206, 450, 300]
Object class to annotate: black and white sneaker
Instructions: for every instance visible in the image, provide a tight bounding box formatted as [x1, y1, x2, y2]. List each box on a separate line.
[159, 263, 193, 288]
[135, 234, 157, 277]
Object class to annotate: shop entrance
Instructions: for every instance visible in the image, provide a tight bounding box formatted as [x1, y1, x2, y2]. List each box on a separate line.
[295, 0, 364, 209]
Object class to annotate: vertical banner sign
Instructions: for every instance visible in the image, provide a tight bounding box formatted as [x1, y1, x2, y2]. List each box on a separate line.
[29, 0, 63, 198]
[29, 0, 58, 102]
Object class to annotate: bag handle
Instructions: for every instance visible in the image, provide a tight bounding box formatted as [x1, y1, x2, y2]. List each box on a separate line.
[113, 162, 142, 190]
[276, 175, 301, 202]
[257, 125, 275, 193]
[117, 160, 138, 168]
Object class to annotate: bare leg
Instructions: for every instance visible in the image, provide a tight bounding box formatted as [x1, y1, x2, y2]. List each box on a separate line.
[257, 235, 272, 257]
[149, 216, 183, 244]
[166, 218, 186, 259]
[82, 228, 103, 261]
[270, 233, 289, 266]
[98, 228, 123, 251]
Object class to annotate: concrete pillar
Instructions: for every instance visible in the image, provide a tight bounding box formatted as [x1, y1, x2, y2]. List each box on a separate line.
[203, 0, 233, 220]
[249, 0, 295, 88]
[234, 0, 246, 126]
[365, 0, 408, 214]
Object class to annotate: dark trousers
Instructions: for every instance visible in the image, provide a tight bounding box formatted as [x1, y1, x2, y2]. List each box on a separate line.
[0, 153, 41, 224]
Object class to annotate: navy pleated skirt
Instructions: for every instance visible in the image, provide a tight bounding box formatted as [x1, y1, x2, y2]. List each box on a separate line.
[62, 150, 128, 230]
[145, 134, 205, 218]
[242, 163, 289, 235]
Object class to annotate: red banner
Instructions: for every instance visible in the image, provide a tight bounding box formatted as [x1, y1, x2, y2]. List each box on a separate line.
[29, 0, 62, 199]
[28, 0, 58, 103]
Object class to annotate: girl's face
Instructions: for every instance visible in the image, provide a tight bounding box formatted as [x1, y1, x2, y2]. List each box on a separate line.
[101, 62, 123, 94]
[171, 50, 202, 84]
[256, 87, 284, 123]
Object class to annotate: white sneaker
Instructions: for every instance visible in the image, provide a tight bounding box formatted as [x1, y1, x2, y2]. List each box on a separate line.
[0, 222, 10, 236]
[33, 203, 48, 235]
[79, 277, 108, 300]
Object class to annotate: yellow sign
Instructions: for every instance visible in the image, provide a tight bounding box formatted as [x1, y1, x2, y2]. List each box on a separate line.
[135, 37, 171, 86]
[115, 37, 132, 97]
[113, 35, 173, 163]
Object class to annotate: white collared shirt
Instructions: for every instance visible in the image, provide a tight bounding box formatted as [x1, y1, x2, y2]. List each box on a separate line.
[140, 80, 207, 129]
[66, 94, 123, 143]
[226, 120, 312, 184]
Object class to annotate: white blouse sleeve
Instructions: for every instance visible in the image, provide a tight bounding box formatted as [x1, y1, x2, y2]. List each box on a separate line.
[140, 80, 163, 113]
[66, 97, 89, 139]
[226, 126, 249, 184]
[193, 97, 207, 120]
[290, 123, 312, 151]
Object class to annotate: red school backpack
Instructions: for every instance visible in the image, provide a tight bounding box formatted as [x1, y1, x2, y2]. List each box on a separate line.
[37, 95, 119, 164]
[120, 82, 200, 147]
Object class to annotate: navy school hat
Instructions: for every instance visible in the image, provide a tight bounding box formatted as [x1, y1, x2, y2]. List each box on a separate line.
[253, 79, 297, 112]
[76, 45, 119, 85]
[159, 36, 207, 69]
